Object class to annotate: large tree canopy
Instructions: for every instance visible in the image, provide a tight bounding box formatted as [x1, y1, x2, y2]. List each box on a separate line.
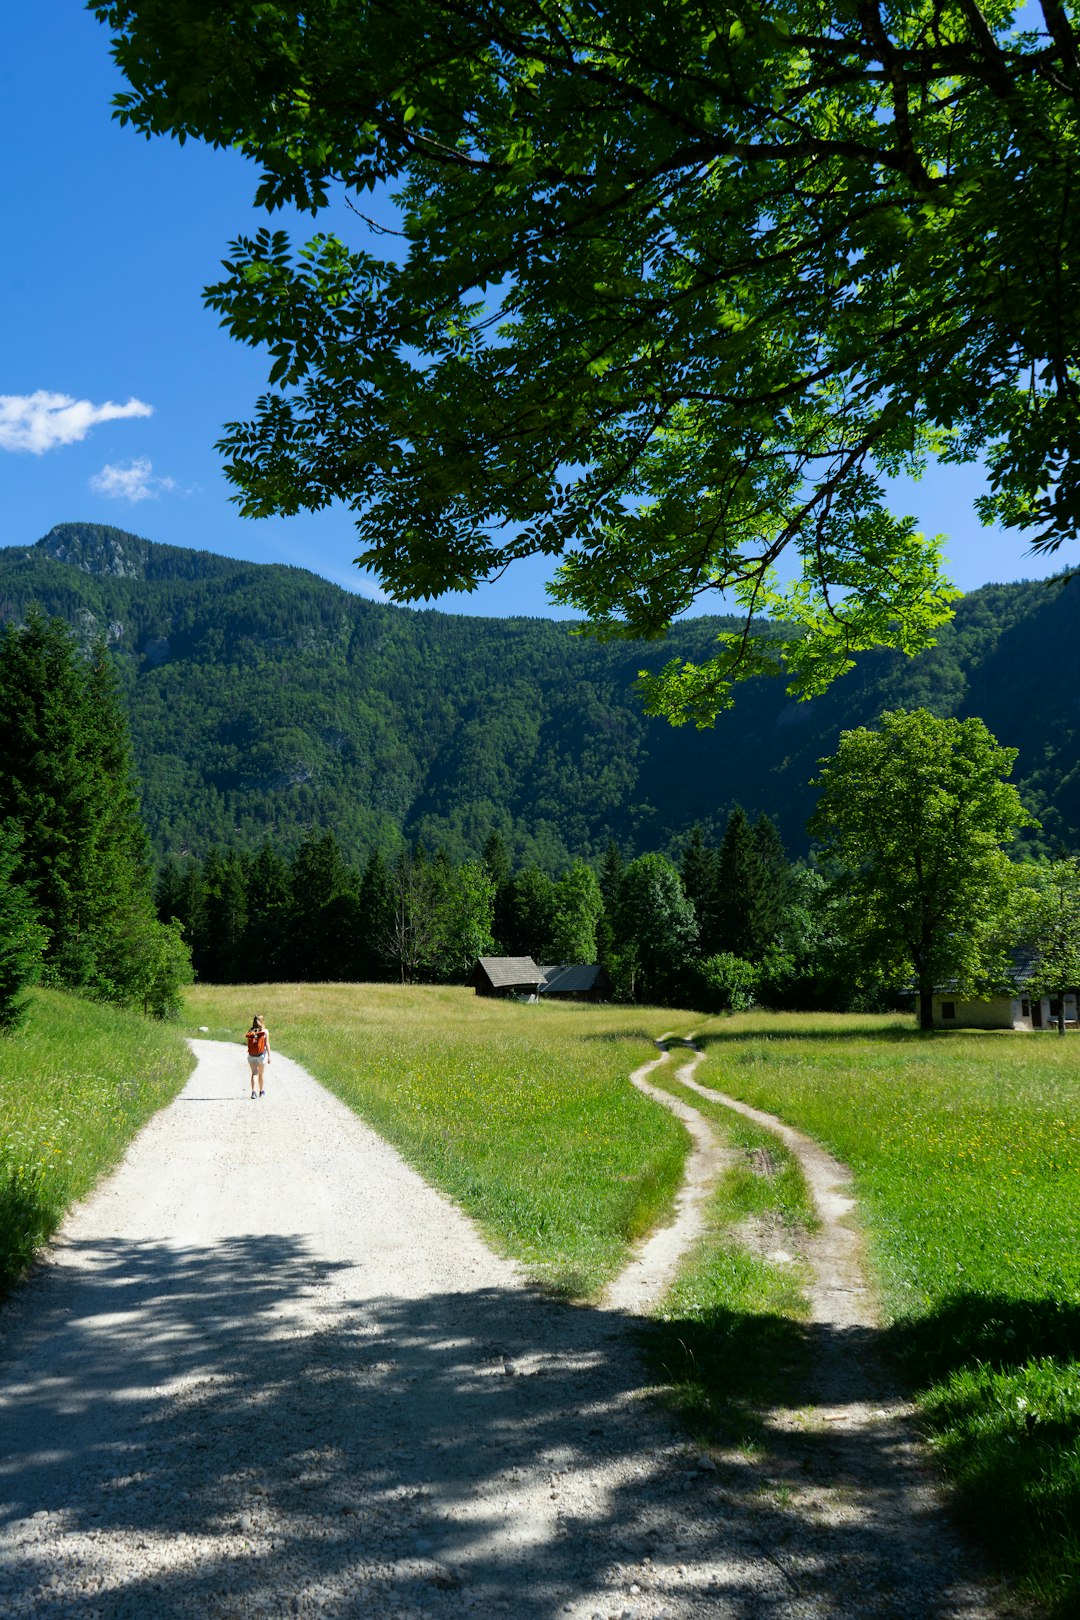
[95, 1, 1080, 718]
[809, 706, 1033, 1028]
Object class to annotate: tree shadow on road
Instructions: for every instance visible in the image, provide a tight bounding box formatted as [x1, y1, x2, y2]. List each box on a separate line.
[0, 1233, 994, 1619]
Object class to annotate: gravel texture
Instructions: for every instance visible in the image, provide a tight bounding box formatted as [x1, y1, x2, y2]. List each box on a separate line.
[0, 1038, 998, 1619]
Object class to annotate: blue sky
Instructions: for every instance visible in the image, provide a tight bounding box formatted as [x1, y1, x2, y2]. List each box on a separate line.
[1, 2, 1068, 618]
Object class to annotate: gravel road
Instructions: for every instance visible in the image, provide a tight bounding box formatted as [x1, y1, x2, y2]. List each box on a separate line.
[0, 1039, 994, 1620]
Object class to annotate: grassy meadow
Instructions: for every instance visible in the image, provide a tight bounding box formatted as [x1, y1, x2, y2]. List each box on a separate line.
[0, 988, 194, 1290]
[684, 1012, 1080, 1617]
[184, 982, 696, 1296]
[182, 987, 1078, 1610]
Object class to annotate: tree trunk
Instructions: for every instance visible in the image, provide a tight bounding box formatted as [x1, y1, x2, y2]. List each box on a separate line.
[1058, 989, 1067, 1037]
[919, 982, 934, 1031]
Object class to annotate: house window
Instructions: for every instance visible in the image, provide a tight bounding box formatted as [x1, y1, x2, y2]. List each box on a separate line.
[941, 1001, 956, 1020]
[1021, 999, 1031, 1019]
[1050, 998, 1062, 1018]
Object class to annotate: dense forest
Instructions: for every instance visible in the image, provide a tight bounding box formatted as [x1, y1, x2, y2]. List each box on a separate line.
[2, 522, 1078, 867]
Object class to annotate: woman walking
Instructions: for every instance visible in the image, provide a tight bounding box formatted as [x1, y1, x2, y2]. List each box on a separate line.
[245, 1013, 271, 1098]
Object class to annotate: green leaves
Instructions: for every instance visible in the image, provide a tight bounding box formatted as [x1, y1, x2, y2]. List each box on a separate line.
[84, 0, 1080, 713]
[809, 708, 1037, 1026]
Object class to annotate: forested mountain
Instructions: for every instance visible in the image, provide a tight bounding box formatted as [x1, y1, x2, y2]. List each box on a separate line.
[1, 522, 1077, 866]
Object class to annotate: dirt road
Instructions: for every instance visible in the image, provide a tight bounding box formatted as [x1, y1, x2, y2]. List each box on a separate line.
[0, 1040, 992, 1619]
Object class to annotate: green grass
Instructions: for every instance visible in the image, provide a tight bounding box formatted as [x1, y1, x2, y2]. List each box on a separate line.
[0, 988, 195, 1290]
[181, 990, 1080, 1611]
[686, 1011, 1080, 1617]
[183, 982, 695, 1296]
[644, 1042, 818, 1440]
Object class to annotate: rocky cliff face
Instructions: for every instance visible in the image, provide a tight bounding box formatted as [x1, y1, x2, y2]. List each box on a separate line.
[37, 523, 149, 579]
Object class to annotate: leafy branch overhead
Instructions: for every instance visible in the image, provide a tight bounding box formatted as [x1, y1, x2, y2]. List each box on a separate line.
[94, 1, 1080, 718]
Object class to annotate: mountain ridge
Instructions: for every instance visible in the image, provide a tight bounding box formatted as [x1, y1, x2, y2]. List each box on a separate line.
[1, 523, 1076, 865]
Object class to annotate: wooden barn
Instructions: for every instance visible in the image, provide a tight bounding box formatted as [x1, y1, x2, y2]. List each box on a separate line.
[472, 958, 610, 1002]
[473, 957, 545, 998]
[538, 963, 611, 1001]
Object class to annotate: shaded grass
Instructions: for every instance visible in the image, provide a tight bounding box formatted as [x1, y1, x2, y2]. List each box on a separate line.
[690, 1011, 1080, 1616]
[183, 983, 694, 1297]
[0, 988, 194, 1291]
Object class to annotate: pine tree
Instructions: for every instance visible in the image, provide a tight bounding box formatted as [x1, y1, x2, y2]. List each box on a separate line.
[749, 814, 790, 959]
[714, 805, 761, 961]
[286, 830, 357, 980]
[481, 829, 514, 950]
[200, 849, 250, 982]
[0, 610, 189, 1008]
[0, 822, 47, 1029]
[242, 842, 292, 982]
[597, 840, 625, 965]
[357, 849, 393, 980]
[680, 825, 720, 954]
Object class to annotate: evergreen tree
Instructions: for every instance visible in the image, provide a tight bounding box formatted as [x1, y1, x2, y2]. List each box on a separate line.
[714, 806, 761, 962]
[481, 829, 514, 950]
[286, 830, 358, 980]
[596, 840, 625, 965]
[0, 822, 47, 1030]
[200, 849, 250, 982]
[156, 856, 207, 976]
[0, 610, 189, 1009]
[680, 825, 720, 955]
[357, 848, 393, 980]
[242, 842, 292, 982]
[481, 830, 511, 895]
[504, 867, 558, 962]
[749, 814, 791, 960]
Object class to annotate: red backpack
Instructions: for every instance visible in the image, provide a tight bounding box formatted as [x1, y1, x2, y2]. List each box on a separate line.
[246, 1028, 267, 1056]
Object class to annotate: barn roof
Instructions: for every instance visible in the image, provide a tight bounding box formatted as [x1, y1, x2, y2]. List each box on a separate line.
[476, 956, 543, 988]
[539, 963, 606, 995]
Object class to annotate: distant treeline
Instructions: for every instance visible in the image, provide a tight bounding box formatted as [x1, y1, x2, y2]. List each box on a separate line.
[155, 810, 853, 1011]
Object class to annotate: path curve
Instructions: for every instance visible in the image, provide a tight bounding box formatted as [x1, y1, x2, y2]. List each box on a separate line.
[604, 1040, 737, 1315]
[0, 1038, 995, 1618]
[672, 1048, 873, 1333]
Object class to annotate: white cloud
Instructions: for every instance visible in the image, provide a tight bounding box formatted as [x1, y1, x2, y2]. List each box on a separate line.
[0, 390, 153, 454]
[89, 458, 177, 503]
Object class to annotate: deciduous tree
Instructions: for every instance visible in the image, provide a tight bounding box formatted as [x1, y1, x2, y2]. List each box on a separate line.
[809, 708, 1033, 1030]
[616, 853, 697, 1003]
[94, 0, 1080, 718]
[1015, 856, 1080, 1035]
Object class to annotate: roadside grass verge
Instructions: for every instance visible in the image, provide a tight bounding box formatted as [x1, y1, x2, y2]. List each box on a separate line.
[183, 982, 694, 1296]
[689, 1012, 1080, 1617]
[644, 1042, 818, 1442]
[0, 988, 194, 1292]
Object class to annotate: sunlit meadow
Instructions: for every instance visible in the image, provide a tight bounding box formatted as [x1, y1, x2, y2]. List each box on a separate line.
[687, 1012, 1080, 1616]
[0, 989, 194, 1289]
[184, 982, 696, 1296]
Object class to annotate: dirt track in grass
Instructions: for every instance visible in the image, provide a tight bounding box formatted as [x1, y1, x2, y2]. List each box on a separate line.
[0, 1037, 997, 1618]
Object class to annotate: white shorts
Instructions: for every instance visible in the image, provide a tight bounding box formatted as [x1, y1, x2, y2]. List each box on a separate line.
[247, 1052, 267, 1069]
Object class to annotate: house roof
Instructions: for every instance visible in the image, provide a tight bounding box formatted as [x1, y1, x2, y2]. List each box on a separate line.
[933, 946, 1040, 996]
[538, 963, 606, 995]
[476, 956, 543, 988]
